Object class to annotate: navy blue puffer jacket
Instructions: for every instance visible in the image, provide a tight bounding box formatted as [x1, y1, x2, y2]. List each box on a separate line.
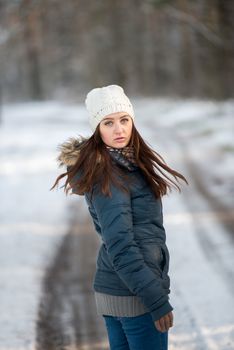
[59, 138, 173, 322]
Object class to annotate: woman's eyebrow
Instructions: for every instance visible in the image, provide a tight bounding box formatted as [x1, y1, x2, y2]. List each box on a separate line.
[103, 114, 129, 121]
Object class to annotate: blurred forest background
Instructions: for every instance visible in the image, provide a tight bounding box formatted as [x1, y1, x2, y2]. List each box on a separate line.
[0, 0, 234, 103]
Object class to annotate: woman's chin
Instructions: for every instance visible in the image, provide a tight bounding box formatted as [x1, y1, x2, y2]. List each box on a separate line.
[112, 140, 129, 148]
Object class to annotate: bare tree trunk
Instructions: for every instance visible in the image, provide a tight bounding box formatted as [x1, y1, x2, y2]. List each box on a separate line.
[19, 0, 43, 100]
[216, 0, 234, 98]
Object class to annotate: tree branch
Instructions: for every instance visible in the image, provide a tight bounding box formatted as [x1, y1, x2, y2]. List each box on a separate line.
[163, 5, 233, 49]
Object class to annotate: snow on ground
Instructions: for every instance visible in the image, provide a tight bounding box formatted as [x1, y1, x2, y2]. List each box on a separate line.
[0, 98, 233, 349]
[0, 101, 89, 349]
[133, 98, 234, 349]
[133, 98, 234, 209]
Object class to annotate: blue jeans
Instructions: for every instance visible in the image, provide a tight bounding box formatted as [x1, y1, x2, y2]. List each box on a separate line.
[103, 312, 168, 350]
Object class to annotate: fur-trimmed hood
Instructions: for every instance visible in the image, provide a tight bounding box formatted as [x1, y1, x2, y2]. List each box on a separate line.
[56, 135, 138, 172]
[56, 135, 88, 168]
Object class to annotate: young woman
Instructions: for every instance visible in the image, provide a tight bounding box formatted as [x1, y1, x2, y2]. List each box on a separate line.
[51, 85, 188, 350]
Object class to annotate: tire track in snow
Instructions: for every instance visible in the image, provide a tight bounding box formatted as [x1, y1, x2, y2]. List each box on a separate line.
[158, 128, 234, 292]
[178, 136, 234, 238]
[35, 201, 108, 350]
[170, 281, 209, 350]
[176, 134, 234, 294]
[150, 125, 234, 349]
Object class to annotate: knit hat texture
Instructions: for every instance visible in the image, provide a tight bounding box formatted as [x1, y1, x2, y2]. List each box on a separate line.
[85, 84, 135, 131]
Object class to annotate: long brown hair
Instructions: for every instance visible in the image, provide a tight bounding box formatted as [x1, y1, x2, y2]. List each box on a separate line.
[50, 123, 188, 198]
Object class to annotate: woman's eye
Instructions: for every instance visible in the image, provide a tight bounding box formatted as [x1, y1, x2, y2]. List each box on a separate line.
[121, 118, 129, 123]
[104, 118, 129, 126]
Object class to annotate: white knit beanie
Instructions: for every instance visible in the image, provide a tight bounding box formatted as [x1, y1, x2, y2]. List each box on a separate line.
[85, 84, 135, 132]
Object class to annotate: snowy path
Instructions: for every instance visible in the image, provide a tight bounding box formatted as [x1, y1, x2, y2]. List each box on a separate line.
[155, 128, 234, 350]
[0, 102, 88, 349]
[0, 100, 233, 349]
[35, 200, 108, 350]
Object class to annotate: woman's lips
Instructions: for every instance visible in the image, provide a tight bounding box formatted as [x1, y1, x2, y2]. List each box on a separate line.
[114, 137, 125, 142]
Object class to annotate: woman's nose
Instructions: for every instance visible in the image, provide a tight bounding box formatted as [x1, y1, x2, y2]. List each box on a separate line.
[114, 122, 122, 133]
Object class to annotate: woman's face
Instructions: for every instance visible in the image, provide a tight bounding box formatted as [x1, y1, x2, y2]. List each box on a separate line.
[99, 112, 133, 148]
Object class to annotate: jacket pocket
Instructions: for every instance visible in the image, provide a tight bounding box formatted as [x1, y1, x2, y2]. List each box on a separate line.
[96, 244, 114, 271]
[140, 243, 170, 279]
[159, 245, 170, 292]
[140, 243, 164, 277]
[160, 244, 170, 277]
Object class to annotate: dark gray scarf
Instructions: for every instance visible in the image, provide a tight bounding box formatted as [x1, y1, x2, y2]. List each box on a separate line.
[105, 145, 138, 171]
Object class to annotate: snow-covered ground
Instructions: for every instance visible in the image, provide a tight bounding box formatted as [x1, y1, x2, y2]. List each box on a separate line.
[133, 98, 234, 349]
[0, 101, 88, 349]
[0, 99, 233, 349]
[133, 98, 234, 209]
